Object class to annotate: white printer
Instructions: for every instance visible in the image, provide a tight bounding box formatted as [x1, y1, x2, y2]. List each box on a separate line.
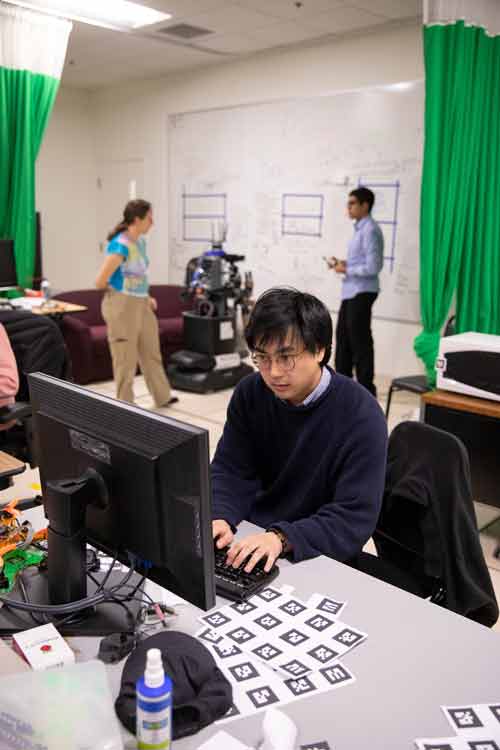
[436, 331, 500, 402]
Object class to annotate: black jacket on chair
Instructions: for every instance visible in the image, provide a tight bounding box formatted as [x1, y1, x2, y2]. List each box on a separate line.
[0, 309, 70, 401]
[365, 421, 498, 627]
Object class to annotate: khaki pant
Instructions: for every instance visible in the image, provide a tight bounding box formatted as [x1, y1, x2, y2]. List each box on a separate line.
[102, 289, 171, 407]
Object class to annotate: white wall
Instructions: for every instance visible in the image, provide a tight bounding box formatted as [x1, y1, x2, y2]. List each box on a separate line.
[38, 21, 425, 377]
[36, 87, 98, 292]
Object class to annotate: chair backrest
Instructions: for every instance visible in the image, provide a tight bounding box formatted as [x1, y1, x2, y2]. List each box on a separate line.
[375, 421, 498, 626]
[0, 310, 70, 401]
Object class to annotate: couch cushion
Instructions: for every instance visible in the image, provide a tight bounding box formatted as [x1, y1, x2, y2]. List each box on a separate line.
[90, 324, 108, 341]
[158, 317, 183, 343]
[150, 285, 192, 319]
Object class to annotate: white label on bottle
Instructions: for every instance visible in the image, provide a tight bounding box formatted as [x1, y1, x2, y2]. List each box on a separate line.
[137, 704, 171, 749]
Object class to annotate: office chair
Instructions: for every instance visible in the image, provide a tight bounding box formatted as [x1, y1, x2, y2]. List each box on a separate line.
[0, 403, 35, 466]
[385, 316, 456, 420]
[356, 421, 498, 627]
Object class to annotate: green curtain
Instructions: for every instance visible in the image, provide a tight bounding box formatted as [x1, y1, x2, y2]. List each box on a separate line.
[415, 21, 500, 384]
[0, 68, 60, 288]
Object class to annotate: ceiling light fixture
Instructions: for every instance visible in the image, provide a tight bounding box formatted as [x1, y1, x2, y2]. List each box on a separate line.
[2, 0, 171, 32]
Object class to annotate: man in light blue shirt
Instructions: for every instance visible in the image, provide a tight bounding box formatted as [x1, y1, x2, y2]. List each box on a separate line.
[327, 187, 384, 397]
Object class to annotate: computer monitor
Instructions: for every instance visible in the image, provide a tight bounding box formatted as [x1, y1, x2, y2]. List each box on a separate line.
[0, 239, 18, 289]
[0, 373, 215, 635]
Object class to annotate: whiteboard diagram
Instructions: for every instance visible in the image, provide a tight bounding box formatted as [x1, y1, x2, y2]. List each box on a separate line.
[168, 82, 423, 323]
[182, 191, 227, 242]
[281, 194, 324, 238]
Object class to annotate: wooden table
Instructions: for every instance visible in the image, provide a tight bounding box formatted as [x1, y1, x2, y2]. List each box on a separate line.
[421, 389, 500, 509]
[0, 450, 25, 482]
[30, 300, 87, 317]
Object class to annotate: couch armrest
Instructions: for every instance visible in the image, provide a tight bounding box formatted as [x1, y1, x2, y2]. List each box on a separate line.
[62, 315, 90, 334]
[61, 317, 94, 384]
[62, 316, 93, 354]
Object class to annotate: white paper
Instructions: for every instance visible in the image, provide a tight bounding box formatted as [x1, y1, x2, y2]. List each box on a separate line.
[261, 707, 298, 750]
[196, 730, 251, 750]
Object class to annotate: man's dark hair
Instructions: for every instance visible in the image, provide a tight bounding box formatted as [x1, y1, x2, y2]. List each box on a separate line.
[349, 186, 375, 212]
[245, 287, 332, 367]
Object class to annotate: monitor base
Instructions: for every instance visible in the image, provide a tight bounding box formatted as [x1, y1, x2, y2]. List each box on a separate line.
[0, 567, 143, 636]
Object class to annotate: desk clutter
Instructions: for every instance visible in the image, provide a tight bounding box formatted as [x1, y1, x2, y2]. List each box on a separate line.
[0, 659, 123, 750]
[415, 703, 500, 749]
[196, 584, 363, 724]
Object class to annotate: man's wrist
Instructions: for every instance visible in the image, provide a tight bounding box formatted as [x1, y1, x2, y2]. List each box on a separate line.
[267, 527, 291, 557]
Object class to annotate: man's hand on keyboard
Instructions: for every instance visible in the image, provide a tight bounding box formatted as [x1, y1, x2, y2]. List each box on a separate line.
[225, 532, 282, 574]
[213, 519, 234, 549]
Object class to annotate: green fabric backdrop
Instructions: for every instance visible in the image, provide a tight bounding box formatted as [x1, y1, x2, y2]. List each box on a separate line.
[415, 21, 500, 384]
[0, 68, 59, 288]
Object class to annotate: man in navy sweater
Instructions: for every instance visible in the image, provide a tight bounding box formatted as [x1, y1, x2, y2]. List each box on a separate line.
[212, 287, 387, 575]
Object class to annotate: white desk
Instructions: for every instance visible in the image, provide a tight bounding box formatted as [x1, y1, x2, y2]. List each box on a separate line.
[72, 528, 498, 750]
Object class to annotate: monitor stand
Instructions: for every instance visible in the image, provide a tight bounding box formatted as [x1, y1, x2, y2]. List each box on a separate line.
[0, 566, 143, 636]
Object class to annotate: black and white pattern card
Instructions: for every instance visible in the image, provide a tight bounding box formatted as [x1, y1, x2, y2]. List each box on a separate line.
[306, 593, 347, 619]
[196, 586, 364, 679]
[442, 704, 500, 739]
[214, 653, 355, 725]
[415, 739, 500, 750]
[415, 702, 500, 750]
[414, 739, 466, 750]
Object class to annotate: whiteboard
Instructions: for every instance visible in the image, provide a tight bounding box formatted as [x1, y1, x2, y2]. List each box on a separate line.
[168, 82, 423, 324]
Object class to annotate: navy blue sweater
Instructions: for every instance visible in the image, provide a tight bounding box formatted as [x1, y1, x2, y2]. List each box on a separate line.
[211, 368, 388, 563]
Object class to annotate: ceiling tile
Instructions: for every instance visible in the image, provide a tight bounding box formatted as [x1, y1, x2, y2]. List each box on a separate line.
[248, 20, 330, 46]
[303, 5, 389, 32]
[133, 0, 227, 16]
[231, 0, 347, 21]
[195, 31, 274, 54]
[60, 0, 418, 89]
[350, 0, 421, 19]
[162, 5, 284, 35]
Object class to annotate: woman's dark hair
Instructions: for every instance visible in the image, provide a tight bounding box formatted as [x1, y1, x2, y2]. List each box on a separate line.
[245, 287, 332, 367]
[107, 199, 152, 241]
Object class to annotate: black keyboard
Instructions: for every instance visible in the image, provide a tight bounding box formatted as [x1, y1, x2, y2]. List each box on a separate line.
[214, 545, 279, 601]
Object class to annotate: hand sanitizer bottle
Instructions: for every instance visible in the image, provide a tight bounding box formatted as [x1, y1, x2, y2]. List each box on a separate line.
[136, 648, 172, 749]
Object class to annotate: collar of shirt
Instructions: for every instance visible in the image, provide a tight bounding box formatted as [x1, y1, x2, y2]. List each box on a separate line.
[273, 366, 332, 406]
[355, 215, 371, 231]
[300, 365, 332, 406]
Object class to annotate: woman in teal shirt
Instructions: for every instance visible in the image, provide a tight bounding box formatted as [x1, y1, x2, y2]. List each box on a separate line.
[96, 199, 177, 407]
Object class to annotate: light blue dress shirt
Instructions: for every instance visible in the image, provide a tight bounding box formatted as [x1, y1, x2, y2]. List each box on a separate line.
[301, 365, 332, 406]
[276, 365, 332, 407]
[341, 215, 384, 301]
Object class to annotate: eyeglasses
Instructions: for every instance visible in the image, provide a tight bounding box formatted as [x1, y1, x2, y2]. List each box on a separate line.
[251, 349, 307, 372]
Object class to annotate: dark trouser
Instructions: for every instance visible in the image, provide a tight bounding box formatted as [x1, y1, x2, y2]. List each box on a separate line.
[335, 292, 378, 397]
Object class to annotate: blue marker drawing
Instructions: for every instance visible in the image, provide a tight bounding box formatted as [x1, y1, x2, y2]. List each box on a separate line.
[282, 193, 324, 238]
[358, 179, 400, 273]
[182, 192, 227, 242]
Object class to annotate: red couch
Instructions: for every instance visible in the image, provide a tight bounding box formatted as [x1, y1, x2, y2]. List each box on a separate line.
[57, 285, 191, 385]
